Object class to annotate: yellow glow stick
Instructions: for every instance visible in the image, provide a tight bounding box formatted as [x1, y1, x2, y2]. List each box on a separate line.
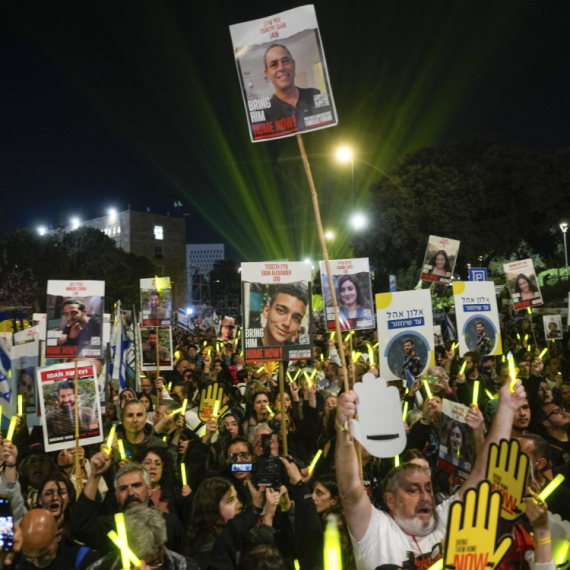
[257, 366, 264, 373]
[508, 355, 517, 392]
[0, 405, 3, 422]
[163, 436, 167, 442]
[108, 531, 140, 567]
[265, 405, 275, 417]
[394, 455, 400, 467]
[472, 381, 480, 407]
[115, 513, 131, 568]
[324, 515, 342, 570]
[423, 380, 432, 400]
[203, 340, 207, 346]
[106, 425, 116, 455]
[6, 416, 17, 442]
[118, 439, 126, 460]
[196, 423, 207, 437]
[344, 332, 351, 342]
[427, 560, 443, 570]
[527, 344, 531, 352]
[303, 371, 312, 388]
[459, 360, 467, 376]
[525, 334, 529, 341]
[310, 368, 317, 380]
[330, 332, 336, 340]
[320, 353, 324, 361]
[17, 395, 23, 417]
[367, 344, 374, 365]
[308, 449, 323, 475]
[294, 560, 301, 570]
[452, 342, 459, 350]
[234, 336, 239, 346]
[539, 348, 548, 359]
[293, 369, 301, 382]
[527, 307, 532, 314]
[485, 390, 496, 400]
[174, 350, 180, 359]
[517, 333, 521, 340]
[555, 541, 570, 566]
[287, 372, 293, 383]
[167, 382, 172, 390]
[502, 355, 506, 362]
[402, 401, 408, 421]
[181, 463, 187, 486]
[181, 399, 188, 416]
[539, 474, 565, 501]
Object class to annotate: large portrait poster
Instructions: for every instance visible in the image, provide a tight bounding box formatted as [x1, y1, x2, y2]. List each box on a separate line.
[45, 281, 104, 359]
[420, 236, 460, 285]
[242, 262, 312, 362]
[438, 399, 475, 485]
[319, 258, 375, 331]
[376, 290, 435, 381]
[503, 259, 543, 310]
[452, 281, 502, 357]
[140, 278, 171, 327]
[11, 340, 39, 415]
[229, 5, 337, 143]
[140, 327, 173, 371]
[543, 315, 563, 341]
[37, 362, 103, 452]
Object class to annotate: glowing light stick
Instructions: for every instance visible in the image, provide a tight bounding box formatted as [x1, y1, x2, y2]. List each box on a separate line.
[174, 351, 181, 359]
[181, 463, 187, 487]
[265, 405, 275, 418]
[308, 449, 322, 475]
[527, 344, 531, 352]
[181, 399, 188, 416]
[310, 369, 318, 380]
[117, 439, 126, 460]
[525, 334, 529, 341]
[17, 395, 23, 417]
[167, 382, 172, 391]
[108, 531, 140, 567]
[330, 332, 336, 340]
[508, 354, 517, 392]
[402, 401, 409, 421]
[373, 342, 378, 349]
[324, 515, 342, 570]
[427, 560, 443, 570]
[485, 390, 496, 400]
[286, 372, 293, 383]
[0, 405, 3, 422]
[320, 353, 324, 361]
[423, 380, 432, 400]
[257, 366, 264, 373]
[472, 381, 480, 407]
[539, 348, 548, 359]
[106, 425, 116, 455]
[6, 416, 17, 442]
[555, 541, 570, 566]
[303, 371, 313, 388]
[115, 512, 140, 567]
[294, 560, 301, 570]
[527, 307, 532, 315]
[539, 474, 565, 502]
[368, 344, 374, 364]
[502, 355, 506, 362]
[459, 360, 467, 376]
[293, 369, 301, 382]
[394, 455, 400, 467]
[517, 333, 521, 340]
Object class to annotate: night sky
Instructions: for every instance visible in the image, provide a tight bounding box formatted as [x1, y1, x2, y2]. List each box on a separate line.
[2, 1, 569, 261]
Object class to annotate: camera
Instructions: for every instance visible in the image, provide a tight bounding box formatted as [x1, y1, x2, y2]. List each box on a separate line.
[251, 434, 287, 488]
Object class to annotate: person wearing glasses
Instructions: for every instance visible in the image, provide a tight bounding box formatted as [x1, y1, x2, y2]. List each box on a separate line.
[539, 402, 570, 467]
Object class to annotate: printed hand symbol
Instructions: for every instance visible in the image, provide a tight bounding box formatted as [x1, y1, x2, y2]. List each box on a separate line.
[199, 383, 228, 421]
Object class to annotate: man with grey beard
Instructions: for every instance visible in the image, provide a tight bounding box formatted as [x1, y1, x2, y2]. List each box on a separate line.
[335, 377, 527, 570]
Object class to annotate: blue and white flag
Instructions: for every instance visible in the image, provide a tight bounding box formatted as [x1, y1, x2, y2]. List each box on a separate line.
[109, 301, 128, 390]
[177, 309, 194, 332]
[0, 341, 13, 425]
[443, 310, 457, 341]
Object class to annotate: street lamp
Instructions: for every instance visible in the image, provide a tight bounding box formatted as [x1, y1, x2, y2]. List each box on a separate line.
[71, 218, 80, 230]
[108, 208, 117, 221]
[351, 213, 366, 231]
[37, 226, 46, 236]
[561, 223, 569, 278]
[325, 230, 335, 258]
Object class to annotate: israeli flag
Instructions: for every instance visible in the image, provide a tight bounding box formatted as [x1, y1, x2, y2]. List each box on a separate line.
[109, 301, 128, 390]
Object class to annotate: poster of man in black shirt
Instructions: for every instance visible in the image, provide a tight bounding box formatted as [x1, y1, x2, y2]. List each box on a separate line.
[230, 5, 338, 142]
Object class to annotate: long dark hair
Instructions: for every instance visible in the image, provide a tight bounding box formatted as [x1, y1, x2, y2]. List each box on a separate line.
[429, 250, 452, 273]
[36, 472, 76, 530]
[244, 391, 274, 425]
[514, 273, 538, 294]
[187, 477, 234, 553]
[336, 274, 367, 310]
[135, 445, 175, 487]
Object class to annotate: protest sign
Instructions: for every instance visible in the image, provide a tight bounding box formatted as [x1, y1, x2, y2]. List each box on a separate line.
[421, 236, 460, 285]
[229, 5, 337, 143]
[37, 361, 103, 452]
[140, 278, 171, 327]
[14, 326, 41, 346]
[140, 327, 173, 371]
[453, 281, 502, 357]
[438, 399, 475, 484]
[45, 281, 104, 359]
[241, 262, 312, 363]
[503, 259, 543, 310]
[444, 481, 513, 570]
[11, 340, 39, 416]
[352, 374, 406, 458]
[543, 314, 563, 340]
[376, 290, 434, 381]
[319, 258, 374, 331]
[217, 316, 238, 343]
[32, 313, 47, 341]
[198, 383, 228, 422]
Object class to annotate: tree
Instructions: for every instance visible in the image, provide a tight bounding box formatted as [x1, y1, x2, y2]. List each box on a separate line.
[355, 138, 570, 290]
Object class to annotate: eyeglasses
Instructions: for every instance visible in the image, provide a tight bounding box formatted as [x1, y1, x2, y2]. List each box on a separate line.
[546, 408, 564, 419]
[228, 452, 252, 461]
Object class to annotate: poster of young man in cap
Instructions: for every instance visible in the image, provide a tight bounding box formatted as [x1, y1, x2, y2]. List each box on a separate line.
[421, 235, 460, 285]
[241, 261, 312, 363]
[230, 5, 337, 142]
[45, 280, 104, 359]
[140, 278, 172, 327]
[37, 361, 103, 452]
[503, 259, 543, 311]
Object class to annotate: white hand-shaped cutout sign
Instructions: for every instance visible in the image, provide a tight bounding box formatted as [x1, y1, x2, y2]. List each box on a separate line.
[352, 374, 406, 458]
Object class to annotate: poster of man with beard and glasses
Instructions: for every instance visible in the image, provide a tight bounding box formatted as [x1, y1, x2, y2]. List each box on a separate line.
[438, 399, 475, 486]
[37, 361, 103, 452]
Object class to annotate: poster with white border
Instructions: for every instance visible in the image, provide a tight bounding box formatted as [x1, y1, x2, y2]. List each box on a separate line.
[319, 258, 375, 331]
[241, 261, 312, 362]
[37, 361, 103, 452]
[376, 290, 435, 381]
[452, 281, 502, 357]
[11, 340, 39, 416]
[229, 4, 337, 143]
[503, 259, 543, 311]
[140, 278, 172, 327]
[140, 327, 173, 371]
[420, 235, 460, 285]
[543, 315, 563, 341]
[45, 280, 104, 359]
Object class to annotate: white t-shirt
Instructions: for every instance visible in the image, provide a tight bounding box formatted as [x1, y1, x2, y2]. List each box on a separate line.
[352, 498, 454, 570]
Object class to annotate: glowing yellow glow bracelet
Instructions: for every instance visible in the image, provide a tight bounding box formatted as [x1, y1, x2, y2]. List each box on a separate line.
[539, 474, 565, 501]
[308, 449, 322, 475]
[6, 416, 17, 442]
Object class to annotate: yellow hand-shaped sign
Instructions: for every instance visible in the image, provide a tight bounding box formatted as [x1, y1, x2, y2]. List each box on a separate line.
[485, 439, 529, 521]
[264, 361, 279, 374]
[199, 383, 228, 421]
[445, 481, 513, 570]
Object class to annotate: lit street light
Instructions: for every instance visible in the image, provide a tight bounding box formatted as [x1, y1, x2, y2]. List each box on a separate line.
[336, 146, 356, 227]
[325, 231, 335, 240]
[351, 213, 366, 231]
[108, 208, 117, 220]
[325, 230, 335, 258]
[37, 226, 46, 236]
[71, 218, 80, 230]
[561, 222, 569, 278]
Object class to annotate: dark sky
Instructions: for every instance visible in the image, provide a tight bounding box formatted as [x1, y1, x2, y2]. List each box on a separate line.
[1, 1, 569, 261]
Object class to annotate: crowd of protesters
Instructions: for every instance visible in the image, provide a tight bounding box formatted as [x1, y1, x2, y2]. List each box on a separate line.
[1, 313, 570, 570]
